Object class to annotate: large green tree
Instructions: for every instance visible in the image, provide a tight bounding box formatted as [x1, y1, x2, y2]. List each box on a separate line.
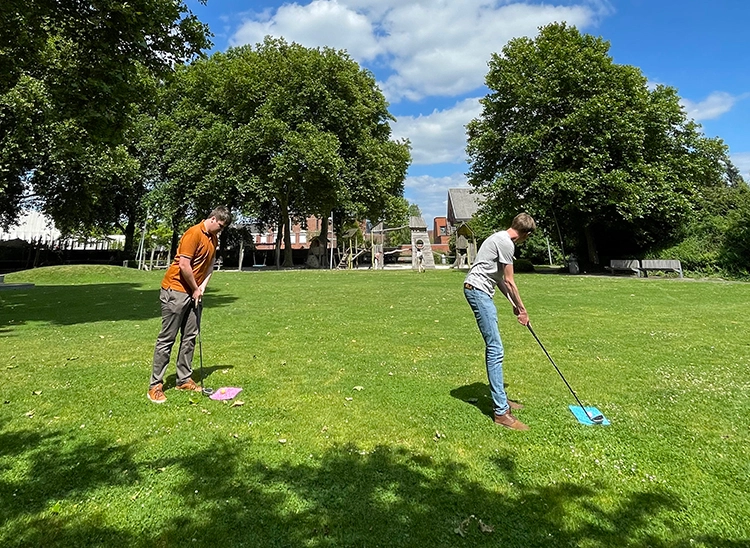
[152, 37, 411, 266]
[0, 0, 211, 233]
[466, 22, 737, 264]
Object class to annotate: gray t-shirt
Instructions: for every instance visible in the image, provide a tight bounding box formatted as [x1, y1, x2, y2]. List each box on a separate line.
[464, 230, 514, 297]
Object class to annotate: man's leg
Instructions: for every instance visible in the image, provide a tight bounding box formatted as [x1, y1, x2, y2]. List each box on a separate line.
[151, 289, 189, 387]
[464, 288, 508, 415]
[174, 296, 201, 385]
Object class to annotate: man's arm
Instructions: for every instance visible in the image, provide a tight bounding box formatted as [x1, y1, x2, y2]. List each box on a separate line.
[199, 260, 215, 293]
[178, 256, 203, 302]
[501, 263, 529, 326]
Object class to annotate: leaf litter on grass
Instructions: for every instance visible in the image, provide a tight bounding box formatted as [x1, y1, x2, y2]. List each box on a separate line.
[455, 514, 494, 537]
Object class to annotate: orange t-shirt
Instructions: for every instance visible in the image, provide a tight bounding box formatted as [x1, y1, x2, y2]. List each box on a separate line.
[161, 222, 218, 293]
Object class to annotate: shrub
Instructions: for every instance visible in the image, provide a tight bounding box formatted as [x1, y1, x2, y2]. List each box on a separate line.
[514, 258, 535, 272]
[432, 252, 449, 265]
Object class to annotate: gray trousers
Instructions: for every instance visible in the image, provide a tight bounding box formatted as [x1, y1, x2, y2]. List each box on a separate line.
[150, 288, 202, 387]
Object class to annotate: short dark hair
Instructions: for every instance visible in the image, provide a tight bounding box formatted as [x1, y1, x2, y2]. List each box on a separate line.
[210, 206, 232, 226]
[511, 213, 536, 234]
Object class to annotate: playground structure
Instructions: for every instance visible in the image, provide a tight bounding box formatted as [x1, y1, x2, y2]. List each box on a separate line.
[369, 222, 405, 270]
[186, 217, 444, 271]
[453, 222, 477, 268]
[336, 228, 368, 269]
[334, 218, 438, 271]
[409, 216, 435, 271]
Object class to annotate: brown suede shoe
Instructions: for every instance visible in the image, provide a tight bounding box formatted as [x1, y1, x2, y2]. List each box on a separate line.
[148, 383, 166, 403]
[508, 400, 524, 410]
[493, 410, 529, 430]
[175, 378, 203, 392]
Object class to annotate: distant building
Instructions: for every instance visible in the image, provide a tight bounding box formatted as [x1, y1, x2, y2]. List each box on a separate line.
[433, 216, 449, 244]
[0, 210, 123, 250]
[444, 188, 485, 266]
[432, 216, 450, 253]
[447, 188, 484, 233]
[248, 215, 322, 250]
[0, 210, 60, 244]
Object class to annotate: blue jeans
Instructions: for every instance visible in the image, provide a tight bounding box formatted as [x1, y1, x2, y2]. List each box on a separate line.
[464, 287, 509, 415]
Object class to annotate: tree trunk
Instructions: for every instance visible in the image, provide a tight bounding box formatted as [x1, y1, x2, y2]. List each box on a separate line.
[319, 216, 329, 268]
[170, 215, 181, 259]
[219, 230, 227, 264]
[123, 216, 136, 256]
[584, 225, 599, 265]
[279, 196, 294, 267]
[282, 222, 293, 268]
[274, 218, 282, 268]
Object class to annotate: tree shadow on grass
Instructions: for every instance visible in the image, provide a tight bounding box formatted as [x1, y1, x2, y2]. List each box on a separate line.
[0, 420, 142, 547]
[131, 442, 745, 548]
[450, 382, 525, 419]
[2, 418, 746, 548]
[0, 284, 237, 330]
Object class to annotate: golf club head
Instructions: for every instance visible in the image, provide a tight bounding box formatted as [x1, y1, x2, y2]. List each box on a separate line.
[202, 387, 214, 396]
[570, 405, 608, 425]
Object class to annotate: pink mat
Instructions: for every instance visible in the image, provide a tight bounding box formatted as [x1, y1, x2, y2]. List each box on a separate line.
[209, 387, 243, 401]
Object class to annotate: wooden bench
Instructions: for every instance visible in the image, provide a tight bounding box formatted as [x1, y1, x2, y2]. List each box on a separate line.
[605, 259, 641, 276]
[640, 259, 683, 278]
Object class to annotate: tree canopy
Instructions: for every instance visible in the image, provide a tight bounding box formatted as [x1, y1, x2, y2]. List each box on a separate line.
[0, 0, 211, 231]
[466, 22, 740, 264]
[151, 37, 411, 266]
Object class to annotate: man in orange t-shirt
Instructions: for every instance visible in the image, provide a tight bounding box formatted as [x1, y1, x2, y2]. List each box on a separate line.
[148, 206, 232, 403]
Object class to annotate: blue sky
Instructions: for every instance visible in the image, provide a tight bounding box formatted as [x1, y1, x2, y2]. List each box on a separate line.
[185, 0, 750, 226]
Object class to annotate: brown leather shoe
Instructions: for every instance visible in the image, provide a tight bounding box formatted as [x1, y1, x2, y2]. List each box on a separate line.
[148, 383, 166, 403]
[493, 410, 529, 430]
[508, 400, 524, 410]
[175, 378, 202, 392]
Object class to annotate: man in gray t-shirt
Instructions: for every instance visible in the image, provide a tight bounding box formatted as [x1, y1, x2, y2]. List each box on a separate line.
[463, 213, 536, 430]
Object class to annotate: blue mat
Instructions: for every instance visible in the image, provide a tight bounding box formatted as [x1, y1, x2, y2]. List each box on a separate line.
[569, 405, 610, 426]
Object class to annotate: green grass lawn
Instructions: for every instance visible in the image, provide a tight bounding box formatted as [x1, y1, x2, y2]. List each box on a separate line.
[1, 265, 749, 547]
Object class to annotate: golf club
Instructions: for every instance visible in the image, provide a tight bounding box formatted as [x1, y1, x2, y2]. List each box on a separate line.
[196, 327, 214, 396]
[525, 323, 603, 423]
[193, 298, 214, 397]
[501, 289, 603, 424]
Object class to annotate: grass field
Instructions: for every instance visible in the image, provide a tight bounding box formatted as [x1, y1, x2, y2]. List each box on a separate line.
[1, 265, 749, 547]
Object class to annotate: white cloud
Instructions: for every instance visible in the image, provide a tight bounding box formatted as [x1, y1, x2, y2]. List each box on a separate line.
[230, 0, 381, 60]
[391, 97, 482, 165]
[229, 0, 604, 101]
[378, 2, 597, 101]
[681, 92, 739, 121]
[732, 152, 750, 180]
[404, 172, 469, 225]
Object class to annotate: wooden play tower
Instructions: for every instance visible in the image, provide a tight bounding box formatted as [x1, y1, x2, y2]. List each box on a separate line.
[409, 216, 435, 270]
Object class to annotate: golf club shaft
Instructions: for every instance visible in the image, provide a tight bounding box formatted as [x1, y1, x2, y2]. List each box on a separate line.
[193, 300, 213, 396]
[528, 323, 604, 422]
[198, 328, 203, 382]
[501, 291, 602, 422]
[525, 323, 589, 411]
